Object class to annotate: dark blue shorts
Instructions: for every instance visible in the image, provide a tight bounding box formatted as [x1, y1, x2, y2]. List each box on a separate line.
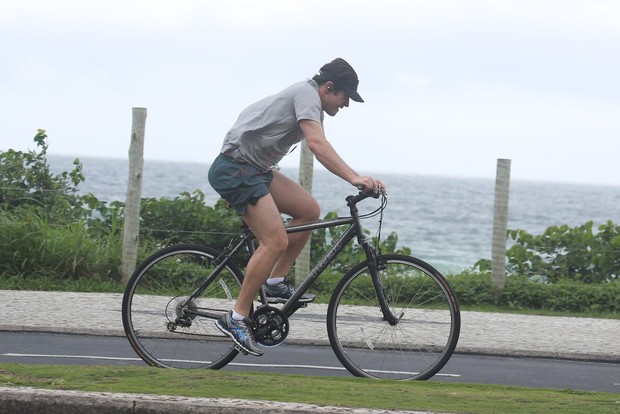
[208, 153, 273, 215]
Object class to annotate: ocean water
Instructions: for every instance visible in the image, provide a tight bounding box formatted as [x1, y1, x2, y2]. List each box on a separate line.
[48, 155, 620, 274]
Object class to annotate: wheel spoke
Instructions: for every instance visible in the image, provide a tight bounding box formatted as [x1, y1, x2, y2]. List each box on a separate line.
[327, 255, 460, 380]
[122, 245, 244, 369]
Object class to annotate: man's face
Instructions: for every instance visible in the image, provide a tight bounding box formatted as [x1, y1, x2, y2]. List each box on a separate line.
[322, 89, 350, 117]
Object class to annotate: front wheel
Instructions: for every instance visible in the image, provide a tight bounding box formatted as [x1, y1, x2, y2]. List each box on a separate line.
[327, 254, 460, 380]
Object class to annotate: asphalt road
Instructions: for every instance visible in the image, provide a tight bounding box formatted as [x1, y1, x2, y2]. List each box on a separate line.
[1, 332, 618, 393]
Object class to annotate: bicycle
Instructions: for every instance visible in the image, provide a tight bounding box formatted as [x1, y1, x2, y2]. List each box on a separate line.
[122, 189, 461, 380]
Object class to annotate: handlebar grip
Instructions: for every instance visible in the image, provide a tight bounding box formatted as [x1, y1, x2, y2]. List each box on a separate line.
[347, 188, 381, 205]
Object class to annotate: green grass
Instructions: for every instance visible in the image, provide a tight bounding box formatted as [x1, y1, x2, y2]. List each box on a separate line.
[0, 363, 618, 413]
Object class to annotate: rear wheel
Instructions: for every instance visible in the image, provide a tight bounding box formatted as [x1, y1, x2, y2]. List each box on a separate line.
[327, 254, 460, 380]
[122, 244, 244, 369]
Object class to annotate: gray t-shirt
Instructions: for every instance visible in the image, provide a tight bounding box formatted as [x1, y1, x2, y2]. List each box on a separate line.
[221, 79, 324, 171]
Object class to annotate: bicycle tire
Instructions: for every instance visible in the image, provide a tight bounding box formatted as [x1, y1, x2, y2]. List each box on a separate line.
[327, 254, 460, 380]
[122, 244, 244, 369]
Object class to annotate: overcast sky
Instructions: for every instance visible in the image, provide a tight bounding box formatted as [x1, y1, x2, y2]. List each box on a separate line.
[2, 0, 619, 186]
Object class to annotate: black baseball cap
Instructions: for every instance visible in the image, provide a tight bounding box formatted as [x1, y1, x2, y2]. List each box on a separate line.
[317, 58, 364, 103]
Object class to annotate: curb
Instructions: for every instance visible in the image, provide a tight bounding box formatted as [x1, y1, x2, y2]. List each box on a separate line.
[0, 387, 437, 414]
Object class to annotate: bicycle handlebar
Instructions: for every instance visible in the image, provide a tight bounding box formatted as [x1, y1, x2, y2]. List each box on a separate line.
[346, 187, 383, 206]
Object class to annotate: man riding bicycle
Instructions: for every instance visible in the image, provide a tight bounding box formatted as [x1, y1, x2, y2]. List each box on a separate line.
[208, 58, 385, 356]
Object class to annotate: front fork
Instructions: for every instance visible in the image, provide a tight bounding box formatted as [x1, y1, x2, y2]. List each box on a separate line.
[354, 213, 399, 326]
[362, 242, 399, 325]
[349, 199, 399, 326]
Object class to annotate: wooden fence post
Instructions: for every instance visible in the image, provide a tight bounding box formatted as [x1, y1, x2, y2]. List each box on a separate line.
[492, 158, 511, 297]
[121, 108, 147, 286]
[295, 139, 314, 287]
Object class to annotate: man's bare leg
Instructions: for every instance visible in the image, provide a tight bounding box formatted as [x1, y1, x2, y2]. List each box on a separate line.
[232, 193, 288, 317]
[268, 170, 320, 278]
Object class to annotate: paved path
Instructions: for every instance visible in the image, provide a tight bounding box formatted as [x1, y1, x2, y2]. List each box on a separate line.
[1, 290, 619, 361]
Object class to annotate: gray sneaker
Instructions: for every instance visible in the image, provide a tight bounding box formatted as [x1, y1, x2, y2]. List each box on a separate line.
[215, 311, 263, 356]
[263, 278, 315, 304]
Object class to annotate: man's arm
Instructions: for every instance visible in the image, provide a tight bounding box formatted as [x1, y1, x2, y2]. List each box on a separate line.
[299, 119, 384, 192]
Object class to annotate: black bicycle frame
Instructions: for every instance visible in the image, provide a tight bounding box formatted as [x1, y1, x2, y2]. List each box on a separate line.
[280, 218, 359, 316]
[185, 193, 398, 324]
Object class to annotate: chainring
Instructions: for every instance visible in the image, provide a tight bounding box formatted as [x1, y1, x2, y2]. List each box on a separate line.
[252, 305, 289, 347]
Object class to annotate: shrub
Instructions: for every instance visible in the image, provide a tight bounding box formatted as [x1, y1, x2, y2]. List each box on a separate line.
[139, 191, 242, 247]
[506, 221, 620, 284]
[1, 131, 123, 281]
[446, 271, 496, 307]
[136, 192, 248, 266]
[448, 272, 619, 314]
[0, 209, 121, 281]
[0, 129, 86, 220]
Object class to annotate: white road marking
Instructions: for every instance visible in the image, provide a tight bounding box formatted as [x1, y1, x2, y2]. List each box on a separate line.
[1, 353, 461, 377]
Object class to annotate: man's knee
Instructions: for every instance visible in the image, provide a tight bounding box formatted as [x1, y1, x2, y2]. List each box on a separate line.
[268, 233, 289, 256]
[308, 200, 321, 221]
[306, 198, 321, 220]
[298, 198, 320, 221]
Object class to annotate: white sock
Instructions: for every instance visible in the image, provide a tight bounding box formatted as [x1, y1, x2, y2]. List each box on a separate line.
[231, 310, 246, 321]
[266, 276, 286, 286]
